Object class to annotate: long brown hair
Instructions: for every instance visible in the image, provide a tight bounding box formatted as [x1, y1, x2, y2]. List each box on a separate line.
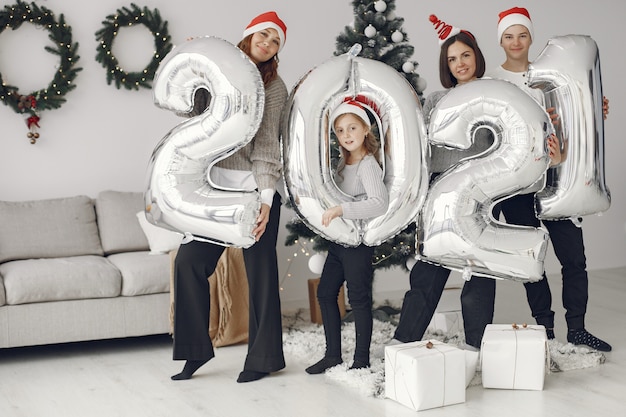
[438, 31, 485, 88]
[335, 113, 381, 178]
[237, 35, 279, 86]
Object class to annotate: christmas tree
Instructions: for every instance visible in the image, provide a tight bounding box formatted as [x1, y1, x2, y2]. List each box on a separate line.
[284, 0, 425, 272]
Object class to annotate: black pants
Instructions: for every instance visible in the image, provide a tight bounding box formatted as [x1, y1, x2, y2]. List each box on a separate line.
[317, 242, 374, 363]
[499, 193, 588, 330]
[172, 193, 285, 373]
[393, 260, 495, 348]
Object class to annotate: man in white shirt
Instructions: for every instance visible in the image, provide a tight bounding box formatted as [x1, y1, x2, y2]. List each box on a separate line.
[486, 6, 611, 351]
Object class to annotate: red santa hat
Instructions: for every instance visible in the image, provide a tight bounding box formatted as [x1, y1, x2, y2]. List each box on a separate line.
[330, 99, 371, 134]
[429, 14, 461, 46]
[243, 11, 287, 52]
[497, 7, 534, 43]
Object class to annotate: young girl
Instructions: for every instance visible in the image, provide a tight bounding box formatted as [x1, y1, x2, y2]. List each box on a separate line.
[306, 100, 388, 374]
[171, 11, 288, 383]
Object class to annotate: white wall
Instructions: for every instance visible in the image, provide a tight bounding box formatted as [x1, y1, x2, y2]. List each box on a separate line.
[1, 0, 624, 306]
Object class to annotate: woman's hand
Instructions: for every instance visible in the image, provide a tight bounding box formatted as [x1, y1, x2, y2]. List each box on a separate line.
[603, 96, 609, 120]
[252, 203, 271, 241]
[547, 134, 562, 167]
[546, 107, 560, 127]
[322, 206, 343, 227]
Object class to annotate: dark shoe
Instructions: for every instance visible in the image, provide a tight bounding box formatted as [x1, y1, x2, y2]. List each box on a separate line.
[237, 370, 269, 383]
[349, 359, 370, 370]
[567, 328, 612, 352]
[305, 357, 343, 374]
[546, 328, 555, 340]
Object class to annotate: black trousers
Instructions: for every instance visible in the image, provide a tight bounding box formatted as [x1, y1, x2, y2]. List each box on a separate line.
[393, 172, 496, 348]
[393, 260, 495, 349]
[317, 242, 374, 363]
[172, 193, 285, 373]
[499, 193, 588, 330]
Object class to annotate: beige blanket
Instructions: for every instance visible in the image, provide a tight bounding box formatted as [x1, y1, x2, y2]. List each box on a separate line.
[169, 247, 249, 347]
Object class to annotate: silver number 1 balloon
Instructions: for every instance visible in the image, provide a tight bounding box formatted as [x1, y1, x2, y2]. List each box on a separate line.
[529, 34, 611, 219]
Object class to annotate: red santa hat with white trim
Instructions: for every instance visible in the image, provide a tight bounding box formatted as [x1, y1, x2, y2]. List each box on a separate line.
[428, 14, 461, 46]
[242, 11, 287, 52]
[497, 7, 534, 43]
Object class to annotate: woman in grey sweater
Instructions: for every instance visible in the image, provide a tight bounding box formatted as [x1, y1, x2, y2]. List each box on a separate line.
[171, 11, 288, 383]
[390, 22, 496, 386]
[306, 100, 388, 374]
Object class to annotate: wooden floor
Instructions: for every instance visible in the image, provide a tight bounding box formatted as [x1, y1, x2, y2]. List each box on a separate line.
[1, 267, 625, 416]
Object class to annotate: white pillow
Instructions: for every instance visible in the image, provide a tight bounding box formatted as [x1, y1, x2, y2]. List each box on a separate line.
[136, 211, 182, 254]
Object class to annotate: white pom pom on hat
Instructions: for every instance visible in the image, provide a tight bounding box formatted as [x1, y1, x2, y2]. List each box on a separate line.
[429, 14, 461, 46]
[330, 99, 371, 134]
[243, 11, 287, 52]
[497, 7, 534, 43]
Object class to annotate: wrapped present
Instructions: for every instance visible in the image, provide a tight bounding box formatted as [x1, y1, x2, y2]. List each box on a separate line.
[427, 310, 463, 334]
[480, 323, 549, 390]
[385, 340, 465, 411]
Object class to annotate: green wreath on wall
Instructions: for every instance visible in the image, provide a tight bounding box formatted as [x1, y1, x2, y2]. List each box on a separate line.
[0, 0, 82, 143]
[95, 3, 172, 90]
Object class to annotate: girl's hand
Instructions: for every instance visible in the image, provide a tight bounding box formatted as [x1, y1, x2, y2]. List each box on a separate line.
[603, 96, 609, 120]
[252, 204, 270, 241]
[547, 134, 562, 167]
[322, 206, 343, 227]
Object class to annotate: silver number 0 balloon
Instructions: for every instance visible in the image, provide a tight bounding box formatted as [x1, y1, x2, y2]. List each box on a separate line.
[529, 35, 611, 219]
[145, 36, 264, 248]
[419, 79, 552, 282]
[282, 47, 429, 247]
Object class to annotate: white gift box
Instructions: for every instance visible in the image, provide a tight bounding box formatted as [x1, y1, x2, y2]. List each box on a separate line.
[427, 310, 463, 334]
[480, 324, 549, 390]
[385, 340, 466, 411]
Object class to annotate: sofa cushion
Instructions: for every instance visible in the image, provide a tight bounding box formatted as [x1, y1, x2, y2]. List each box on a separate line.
[0, 196, 104, 263]
[95, 191, 150, 255]
[0, 273, 5, 306]
[106, 252, 170, 296]
[0, 255, 121, 305]
[136, 211, 182, 254]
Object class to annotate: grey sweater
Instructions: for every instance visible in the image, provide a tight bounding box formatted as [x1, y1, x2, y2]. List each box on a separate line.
[423, 89, 494, 174]
[336, 154, 389, 220]
[215, 76, 288, 192]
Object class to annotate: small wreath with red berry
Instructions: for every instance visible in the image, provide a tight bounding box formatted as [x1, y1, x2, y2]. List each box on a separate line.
[95, 3, 172, 90]
[0, 0, 82, 143]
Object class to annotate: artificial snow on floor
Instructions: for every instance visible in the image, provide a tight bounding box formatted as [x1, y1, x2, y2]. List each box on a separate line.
[282, 309, 606, 398]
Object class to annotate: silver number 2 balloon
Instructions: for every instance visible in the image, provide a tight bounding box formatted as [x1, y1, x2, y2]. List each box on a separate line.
[144, 36, 264, 248]
[282, 46, 429, 247]
[418, 79, 552, 282]
[529, 35, 611, 219]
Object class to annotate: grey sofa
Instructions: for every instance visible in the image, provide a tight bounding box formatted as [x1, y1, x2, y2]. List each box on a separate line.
[0, 190, 180, 348]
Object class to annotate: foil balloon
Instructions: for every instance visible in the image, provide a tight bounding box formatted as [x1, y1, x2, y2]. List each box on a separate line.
[419, 79, 552, 282]
[282, 45, 429, 247]
[145, 36, 264, 248]
[529, 35, 611, 219]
